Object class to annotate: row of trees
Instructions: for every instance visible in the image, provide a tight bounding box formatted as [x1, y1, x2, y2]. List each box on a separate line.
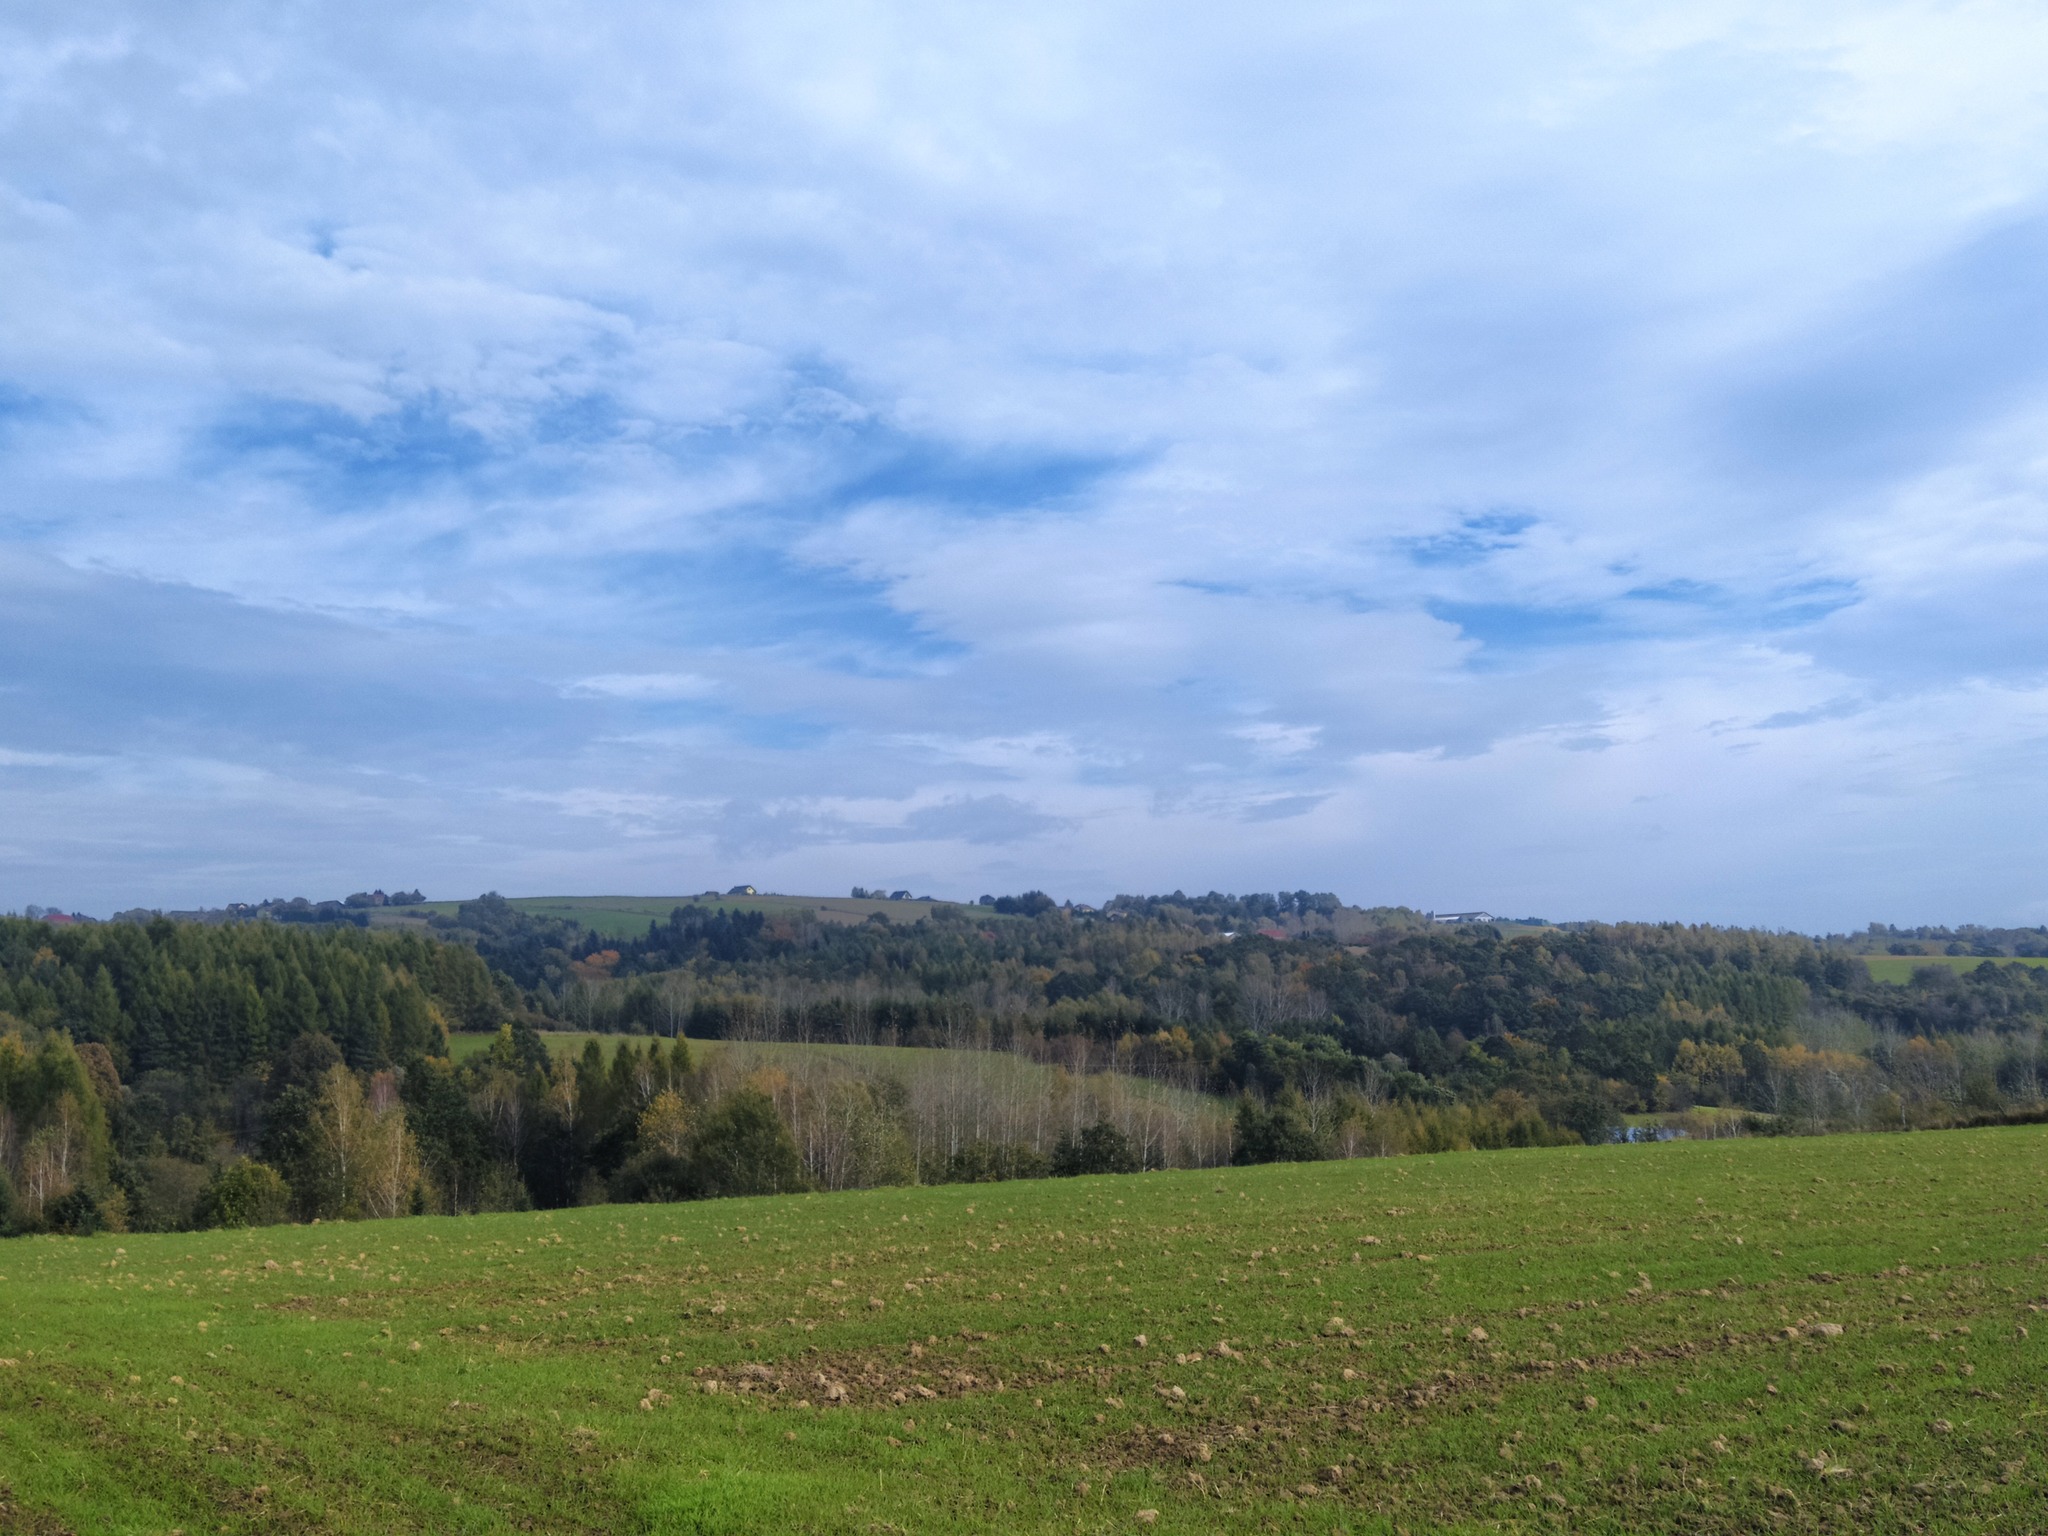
[496, 905, 2048, 1132]
[1, 1009, 1625, 1238]
[14, 997, 2039, 1238]
[10, 898, 2048, 1236]
[1846, 921, 2048, 958]
[510, 904, 1842, 1069]
[0, 915, 506, 1081]
[1685, 1029, 2046, 1133]
[0, 1020, 803, 1235]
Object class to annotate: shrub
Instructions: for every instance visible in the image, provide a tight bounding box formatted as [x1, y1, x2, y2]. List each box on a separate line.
[1232, 1090, 1323, 1165]
[474, 1162, 534, 1213]
[940, 1140, 1051, 1184]
[44, 1188, 106, 1235]
[1052, 1120, 1140, 1176]
[1556, 1091, 1622, 1146]
[687, 1088, 807, 1198]
[195, 1159, 293, 1229]
[613, 1150, 693, 1203]
[124, 1156, 212, 1232]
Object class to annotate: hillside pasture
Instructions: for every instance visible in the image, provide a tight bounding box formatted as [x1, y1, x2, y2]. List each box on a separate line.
[446, 1032, 1219, 1115]
[411, 892, 984, 940]
[2, 1127, 2043, 1534]
[445, 1031, 1215, 1103]
[1858, 954, 2048, 986]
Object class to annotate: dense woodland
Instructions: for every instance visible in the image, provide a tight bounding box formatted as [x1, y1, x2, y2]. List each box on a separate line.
[3, 894, 2045, 1236]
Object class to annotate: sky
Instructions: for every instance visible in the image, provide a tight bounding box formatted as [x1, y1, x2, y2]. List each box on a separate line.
[6, 2, 2048, 928]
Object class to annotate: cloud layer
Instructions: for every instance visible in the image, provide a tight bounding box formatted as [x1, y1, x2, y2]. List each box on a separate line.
[6, 1, 2048, 925]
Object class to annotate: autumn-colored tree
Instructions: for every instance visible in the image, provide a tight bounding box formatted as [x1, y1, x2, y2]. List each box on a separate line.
[308, 1064, 421, 1220]
[638, 1090, 691, 1159]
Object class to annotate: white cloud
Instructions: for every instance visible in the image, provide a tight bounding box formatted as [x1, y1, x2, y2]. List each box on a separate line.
[0, 746, 103, 769]
[565, 672, 719, 701]
[1233, 723, 1321, 758]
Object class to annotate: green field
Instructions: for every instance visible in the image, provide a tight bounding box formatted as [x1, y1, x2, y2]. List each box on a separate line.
[1858, 954, 2048, 986]
[3, 1129, 2043, 1534]
[444, 1033, 1229, 1149]
[400, 893, 981, 941]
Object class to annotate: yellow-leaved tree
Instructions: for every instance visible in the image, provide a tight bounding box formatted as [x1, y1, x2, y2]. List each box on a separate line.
[310, 1064, 420, 1220]
[638, 1090, 691, 1159]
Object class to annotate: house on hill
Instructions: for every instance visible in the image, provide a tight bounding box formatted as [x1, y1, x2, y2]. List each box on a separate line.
[1429, 910, 1494, 924]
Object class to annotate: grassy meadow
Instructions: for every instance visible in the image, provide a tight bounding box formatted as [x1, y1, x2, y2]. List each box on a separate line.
[405, 893, 978, 940]
[1856, 954, 2048, 986]
[445, 1032, 1227, 1123]
[3, 1127, 2044, 1535]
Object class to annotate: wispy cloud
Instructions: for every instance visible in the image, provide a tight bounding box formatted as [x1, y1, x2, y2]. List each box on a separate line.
[1234, 723, 1321, 758]
[565, 673, 719, 701]
[0, 746, 104, 770]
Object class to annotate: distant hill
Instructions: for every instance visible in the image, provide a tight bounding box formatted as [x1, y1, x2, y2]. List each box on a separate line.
[395, 890, 975, 939]
[8, 892, 2048, 1242]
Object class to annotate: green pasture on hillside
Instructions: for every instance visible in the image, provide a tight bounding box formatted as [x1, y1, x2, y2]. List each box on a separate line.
[3, 1128, 2043, 1534]
[1858, 954, 2048, 986]
[444, 1033, 1223, 1123]
[407, 893, 981, 940]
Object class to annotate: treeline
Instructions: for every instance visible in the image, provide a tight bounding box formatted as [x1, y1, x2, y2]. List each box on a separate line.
[0, 1017, 804, 1235]
[0, 902, 1628, 1237]
[0, 1013, 1220, 1236]
[0, 1010, 1608, 1238]
[10, 893, 2048, 1236]
[0, 915, 506, 1076]
[490, 902, 2048, 1140]
[0, 915, 504, 1235]
[427, 895, 588, 990]
[1845, 921, 2048, 958]
[1, 912, 1258, 1235]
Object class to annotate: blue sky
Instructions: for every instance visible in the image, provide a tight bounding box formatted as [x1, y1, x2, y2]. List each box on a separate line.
[7, 2, 2048, 927]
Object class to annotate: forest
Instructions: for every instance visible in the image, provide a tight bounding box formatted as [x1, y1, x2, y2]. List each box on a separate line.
[3, 893, 2045, 1236]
